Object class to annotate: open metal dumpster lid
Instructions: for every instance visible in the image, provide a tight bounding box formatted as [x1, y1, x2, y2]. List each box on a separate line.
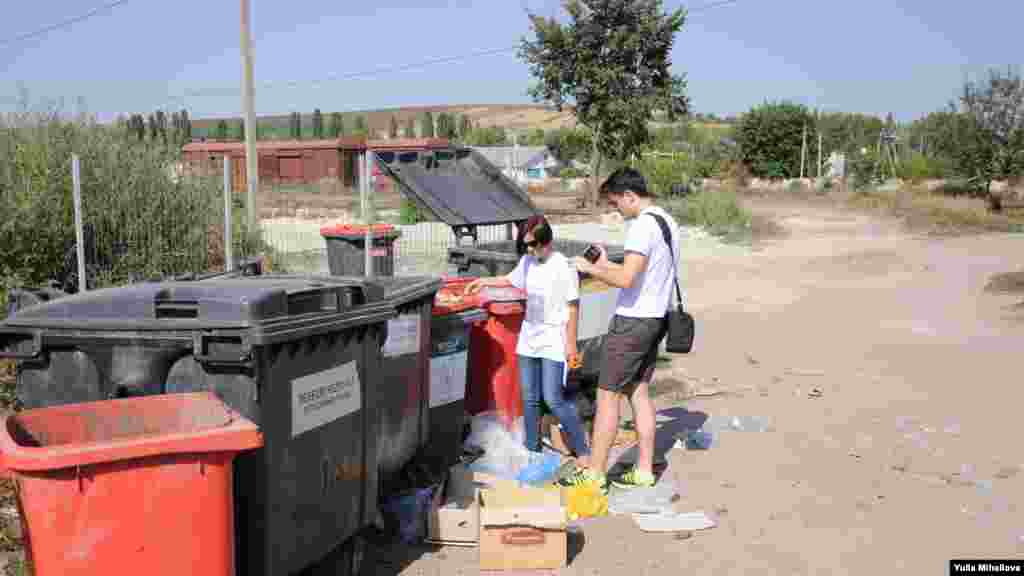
[374, 147, 540, 238]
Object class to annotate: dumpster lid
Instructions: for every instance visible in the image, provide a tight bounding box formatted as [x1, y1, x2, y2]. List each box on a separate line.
[320, 223, 400, 238]
[361, 276, 444, 308]
[1, 276, 391, 332]
[375, 147, 539, 229]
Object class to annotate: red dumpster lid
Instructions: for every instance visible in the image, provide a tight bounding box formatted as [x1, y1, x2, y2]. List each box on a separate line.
[432, 278, 525, 316]
[433, 278, 483, 315]
[320, 223, 397, 237]
[0, 392, 263, 473]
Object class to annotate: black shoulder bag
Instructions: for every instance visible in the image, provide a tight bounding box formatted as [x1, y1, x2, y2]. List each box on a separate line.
[648, 212, 695, 354]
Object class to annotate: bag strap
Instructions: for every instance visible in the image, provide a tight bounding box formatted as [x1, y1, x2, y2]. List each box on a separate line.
[646, 211, 685, 312]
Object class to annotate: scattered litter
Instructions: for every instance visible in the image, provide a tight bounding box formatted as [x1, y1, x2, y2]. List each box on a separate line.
[745, 354, 760, 366]
[675, 531, 693, 540]
[692, 389, 728, 399]
[701, 415, 773, 433]
[995, 466, 1020, 480]
[464, 412, 531, 480]
[515, 451, 562, 486]
[608, 478, 679, 515]
[808, 387, 824, 399]
[565, 482, 608, 520]
[785, 368, 825, 377]
[633, 511, 715, 533]
[675, 429, 713, 450]
[381, 487, 435, 544]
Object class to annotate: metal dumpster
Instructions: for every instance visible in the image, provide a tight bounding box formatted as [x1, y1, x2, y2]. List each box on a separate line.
[0, 276, 397, 576]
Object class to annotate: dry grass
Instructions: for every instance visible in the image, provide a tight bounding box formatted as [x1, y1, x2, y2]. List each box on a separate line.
[845, 186, 1024, 235]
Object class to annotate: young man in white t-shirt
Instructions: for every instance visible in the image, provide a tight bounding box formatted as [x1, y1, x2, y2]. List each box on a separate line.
[567, 167, 681, 492]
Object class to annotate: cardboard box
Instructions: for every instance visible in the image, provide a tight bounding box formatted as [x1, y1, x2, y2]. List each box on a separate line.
[478, 483, 567, 571]
[428, 464, 487, 545]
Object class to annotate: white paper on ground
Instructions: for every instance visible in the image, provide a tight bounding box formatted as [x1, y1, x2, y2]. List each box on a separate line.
[632, 510, 716, 533]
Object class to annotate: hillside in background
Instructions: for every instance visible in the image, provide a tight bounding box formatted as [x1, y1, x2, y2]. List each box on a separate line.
[190, 103, 578, 138]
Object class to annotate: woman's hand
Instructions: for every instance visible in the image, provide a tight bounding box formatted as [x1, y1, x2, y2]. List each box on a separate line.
[566, 343, 581, 370]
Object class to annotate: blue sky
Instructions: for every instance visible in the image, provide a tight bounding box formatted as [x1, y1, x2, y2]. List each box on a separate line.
[0, 0, 1019, 122]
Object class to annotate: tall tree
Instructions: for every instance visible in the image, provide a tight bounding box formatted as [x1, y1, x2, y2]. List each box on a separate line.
[180, 109, 191, 143]
[215, 119, 229, 140]
[404, 116, 416, 138]
[421, 111, 435, 138]
[236, 119, 245, 141]
[328, 112, 343, 137]
[148, 113, 159, 142]
[289, 112, 302, 139]
[956, 66, 1024, 209]
[436, 113, 452, 139]
[459, 114, 473, 139]
[353, 115, 367, 136]
[312, 108, 324, 138]
[389, 115, 400, 138]
[520, 0, 689, 205]
[155, 110, 167, 144]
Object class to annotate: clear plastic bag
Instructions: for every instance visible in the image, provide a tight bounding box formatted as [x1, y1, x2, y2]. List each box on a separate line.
[464, 412, 530, 480]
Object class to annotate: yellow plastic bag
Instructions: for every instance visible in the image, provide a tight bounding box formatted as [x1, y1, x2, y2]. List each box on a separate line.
[563, 482, 608, 520]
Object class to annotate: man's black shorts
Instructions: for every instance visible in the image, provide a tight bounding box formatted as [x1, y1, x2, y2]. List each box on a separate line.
[597, 314, 668, 395]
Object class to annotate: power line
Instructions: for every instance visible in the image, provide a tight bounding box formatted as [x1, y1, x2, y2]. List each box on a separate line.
[158, 0, 739, 111]
[0, 0, 131, 48]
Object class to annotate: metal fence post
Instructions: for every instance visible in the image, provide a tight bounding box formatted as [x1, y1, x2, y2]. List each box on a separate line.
[71, 154, 87, 293]
[364, 150, 373, 278]
[224, 156, 234, 271]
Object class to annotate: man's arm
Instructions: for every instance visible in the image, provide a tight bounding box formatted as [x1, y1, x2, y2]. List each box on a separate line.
[579, 251, 647, 289]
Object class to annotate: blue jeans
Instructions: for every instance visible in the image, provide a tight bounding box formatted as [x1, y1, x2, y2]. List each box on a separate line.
[518, 355, 591, 457]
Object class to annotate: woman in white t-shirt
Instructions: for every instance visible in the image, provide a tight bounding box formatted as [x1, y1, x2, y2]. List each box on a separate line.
[464, 215, 591, 466]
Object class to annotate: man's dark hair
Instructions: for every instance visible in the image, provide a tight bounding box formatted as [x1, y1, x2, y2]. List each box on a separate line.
[600, 167, 650, 197]
[516, 214, 553, 255]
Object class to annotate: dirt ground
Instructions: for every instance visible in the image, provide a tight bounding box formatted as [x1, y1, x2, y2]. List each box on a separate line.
[366, 194, 1024, 574]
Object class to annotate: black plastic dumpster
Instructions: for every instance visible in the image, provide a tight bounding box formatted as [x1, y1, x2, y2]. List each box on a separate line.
[0, 276, 396, 576]
[355, 276, 443, 495]
[3, 285, 67, 318]
[321, 223, 403, 277]
[429, 280, 488, 471]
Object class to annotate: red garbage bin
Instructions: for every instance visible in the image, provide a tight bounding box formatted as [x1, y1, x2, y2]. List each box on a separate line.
[0, 392, 263, 576]
[451, 281, 527, 428]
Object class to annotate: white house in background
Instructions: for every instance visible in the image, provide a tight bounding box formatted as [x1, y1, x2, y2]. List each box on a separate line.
[470, 145, 568, 182]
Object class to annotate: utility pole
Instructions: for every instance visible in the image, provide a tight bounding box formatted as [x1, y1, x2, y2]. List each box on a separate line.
[240, 0, 259, 242]
[800, 123, 807, 179]
[818, 132, 823, 178]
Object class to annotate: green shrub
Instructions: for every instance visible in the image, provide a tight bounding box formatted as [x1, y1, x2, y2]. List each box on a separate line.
[736, 101, 817, 179]
[897, 152, 949, 182]
[849, 149, 883, 191]
[558, 166, 589, 179]
[1, 104, 239, 292]
[666, 187, 751, 237]
[634, 154, 689, 197]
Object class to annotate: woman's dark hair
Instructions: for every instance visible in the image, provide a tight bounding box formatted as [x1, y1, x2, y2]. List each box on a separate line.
[515, 214, 553, 255]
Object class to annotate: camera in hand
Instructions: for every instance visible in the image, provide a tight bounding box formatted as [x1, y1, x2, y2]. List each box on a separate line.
[582, 244, 601, 263]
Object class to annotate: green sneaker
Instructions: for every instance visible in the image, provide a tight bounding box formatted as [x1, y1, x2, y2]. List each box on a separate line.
[556, 466, 609, 495]
[610, 466, 656, 489]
